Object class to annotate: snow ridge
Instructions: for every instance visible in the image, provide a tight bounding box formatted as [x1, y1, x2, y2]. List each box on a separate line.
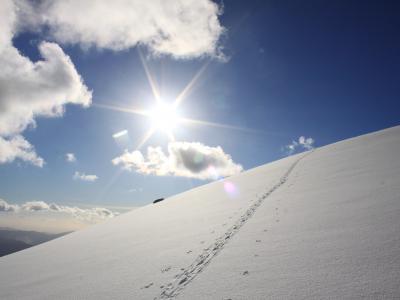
[158, 150, 314, 299]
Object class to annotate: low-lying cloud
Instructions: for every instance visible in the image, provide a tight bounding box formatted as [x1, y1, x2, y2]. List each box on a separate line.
[112, 141, 243, 180]
[285, 136, 315, 155]
[0, 199, 19, 212]
[0, 199, 116, 222]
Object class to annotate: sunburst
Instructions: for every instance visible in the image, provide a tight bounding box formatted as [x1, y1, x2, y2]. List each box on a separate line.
[94, 48, 267, 150]
[94, 49, 282, 199]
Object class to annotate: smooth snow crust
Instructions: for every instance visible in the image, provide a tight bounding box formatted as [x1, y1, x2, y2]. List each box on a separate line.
[0, 126, 399, 299]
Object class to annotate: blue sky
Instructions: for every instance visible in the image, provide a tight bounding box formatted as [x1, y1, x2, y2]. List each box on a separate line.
[0, 0, 399, 231]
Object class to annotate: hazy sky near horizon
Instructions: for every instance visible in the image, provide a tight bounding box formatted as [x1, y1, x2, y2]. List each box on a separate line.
[0, 0, 399, 232]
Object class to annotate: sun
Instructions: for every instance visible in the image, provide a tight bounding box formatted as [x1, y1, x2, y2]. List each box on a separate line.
[94, 50, 253, 150]
[149, 101, 179, 132]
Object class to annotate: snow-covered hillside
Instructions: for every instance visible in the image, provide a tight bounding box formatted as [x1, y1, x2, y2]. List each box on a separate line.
[1, 126, 399, 299]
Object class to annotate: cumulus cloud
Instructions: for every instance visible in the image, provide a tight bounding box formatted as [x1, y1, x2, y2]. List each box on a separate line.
[33, 0, 225, 59]
[0, 198, 116, 221]
[0, 199, 19, 212]
[73, 171, 98, 182]
[0, 135, 44, 167]
[0, 0, 225, 166]
[21, 201, 50, 211]
[112, 141, 243, 180]
[285, 136, 315, 155]
[0, 0, 92, 166]
[65, 153, 76, 162]
[0, 41, 92, 136]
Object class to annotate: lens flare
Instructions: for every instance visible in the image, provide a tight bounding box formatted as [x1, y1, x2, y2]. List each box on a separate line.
[112, 129, 128, 139]
[223, 181, 238, 198]
[207, 165, 220, 180]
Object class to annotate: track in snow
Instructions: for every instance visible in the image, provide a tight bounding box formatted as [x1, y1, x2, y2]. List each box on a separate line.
[157, 151, 313, 299]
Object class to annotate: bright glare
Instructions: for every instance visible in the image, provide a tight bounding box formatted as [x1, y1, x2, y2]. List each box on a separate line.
[149, 102, 179, 131]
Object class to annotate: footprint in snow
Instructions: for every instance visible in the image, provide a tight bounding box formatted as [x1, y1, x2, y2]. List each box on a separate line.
[142, 282, 153, 289]
[161, 266, 171, 273]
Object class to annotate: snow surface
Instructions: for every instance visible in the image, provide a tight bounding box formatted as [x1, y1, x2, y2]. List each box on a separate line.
[1, 126, 400, 299]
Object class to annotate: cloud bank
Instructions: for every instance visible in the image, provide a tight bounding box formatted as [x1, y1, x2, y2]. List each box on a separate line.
[0, 199, 19, 212]
[285, 136, 315, 155]
[73, 171, 98, 182]
[112, 141, 243, 180]
[0, 198, 116, 222]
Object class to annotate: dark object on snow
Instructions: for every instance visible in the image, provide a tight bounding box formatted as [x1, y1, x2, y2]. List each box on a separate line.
[153, 198, 165, 204]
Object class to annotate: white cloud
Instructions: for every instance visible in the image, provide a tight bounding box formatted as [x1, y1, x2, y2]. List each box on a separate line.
[0, 0, 92, 166]
[0, 199, 19, 212]
[112, 141, 243, 180]
[34, 0, 225, 59]
[0, 135, 44, 167]
[0, 0, 225, 167]
[21, 201, 50, 211]
[65, 153, 76, 162]
[285, 136, 315, 155]
[73, 171, 98, 182]
[0, 40, 92, 136]
[0, 198, 117, 221]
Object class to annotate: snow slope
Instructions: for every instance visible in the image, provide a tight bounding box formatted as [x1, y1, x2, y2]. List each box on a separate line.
[1, 126, 400, 299]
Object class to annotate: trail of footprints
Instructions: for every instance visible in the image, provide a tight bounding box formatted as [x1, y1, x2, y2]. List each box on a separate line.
[147, 151, 313, 299]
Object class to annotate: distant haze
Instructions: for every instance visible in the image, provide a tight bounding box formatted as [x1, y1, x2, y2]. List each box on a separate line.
[0, 206, 136, 234]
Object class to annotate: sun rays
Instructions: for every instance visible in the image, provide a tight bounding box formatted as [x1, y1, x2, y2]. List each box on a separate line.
[90, 49, 275, 202]
[94, 48, 260, 151]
